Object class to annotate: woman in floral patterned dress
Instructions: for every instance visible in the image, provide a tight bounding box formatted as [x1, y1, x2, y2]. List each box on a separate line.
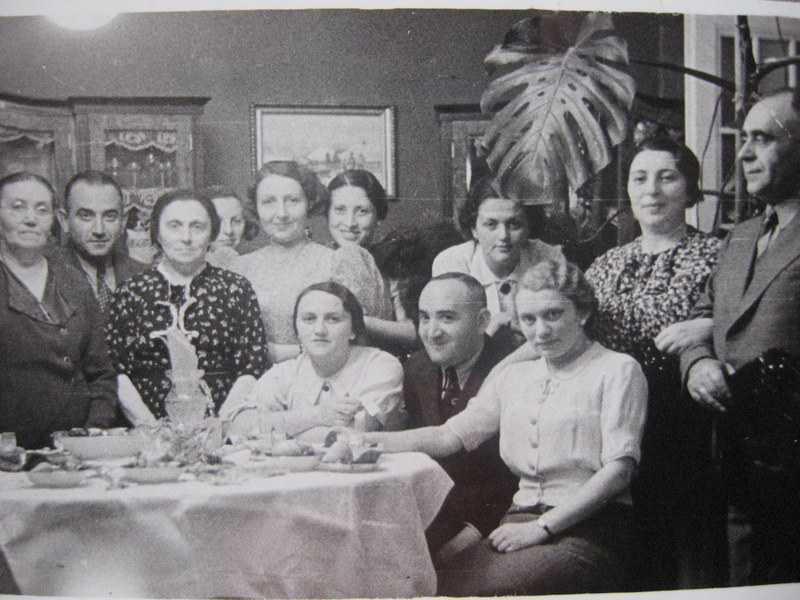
[106, 189, 268, 423]
[585, 137, 721, 590]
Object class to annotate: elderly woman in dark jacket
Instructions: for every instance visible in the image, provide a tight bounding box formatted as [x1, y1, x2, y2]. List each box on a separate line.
[0, 172, 116, 449]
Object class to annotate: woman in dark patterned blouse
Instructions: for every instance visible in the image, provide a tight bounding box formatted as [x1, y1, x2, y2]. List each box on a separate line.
[585, 138, 721, 591]
[106, 190, 268, 423]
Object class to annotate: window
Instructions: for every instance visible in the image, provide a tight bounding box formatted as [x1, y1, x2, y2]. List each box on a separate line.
[684, 15, 799, 231]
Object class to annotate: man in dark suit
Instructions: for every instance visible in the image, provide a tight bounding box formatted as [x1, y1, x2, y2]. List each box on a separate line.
[404, 272, 518, 563]
[680, 89, 800, 586]
[54, 171, 147, 316]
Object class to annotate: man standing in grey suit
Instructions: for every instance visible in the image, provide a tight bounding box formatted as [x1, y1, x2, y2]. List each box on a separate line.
[681, 89, 800, 586]
[54, 170, 147, 316]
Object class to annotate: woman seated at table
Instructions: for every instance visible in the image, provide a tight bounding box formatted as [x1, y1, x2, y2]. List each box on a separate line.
[106, 189, 268, 424]
[362, 259, 647, 596]
[203, 186, 258, 269]
[0, 172, 116, 449]
[432, 176, 564, 340]
[326, 169, 418, 351]
[231, 161, 392, 363]
[221, 281, 404, 440]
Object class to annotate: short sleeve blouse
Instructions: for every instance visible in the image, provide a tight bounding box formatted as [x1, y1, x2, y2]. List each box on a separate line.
[233, 346, 404, 436]
[445, 342, 647, 508]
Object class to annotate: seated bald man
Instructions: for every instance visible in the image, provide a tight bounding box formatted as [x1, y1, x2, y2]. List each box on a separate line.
[403, 272, 518, 562]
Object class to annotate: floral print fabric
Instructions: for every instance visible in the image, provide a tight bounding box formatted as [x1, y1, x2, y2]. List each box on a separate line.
[106, 265, 268, 418]
[585, 228, 720, 362]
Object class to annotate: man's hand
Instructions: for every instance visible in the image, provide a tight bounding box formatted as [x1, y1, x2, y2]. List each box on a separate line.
[485, 312, 514, 337]
[687, 358, 734, 412]
[654, 318, 713, 356]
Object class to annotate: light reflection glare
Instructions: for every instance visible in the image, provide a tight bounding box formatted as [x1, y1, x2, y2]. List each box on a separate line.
[45, 14, 117, 30]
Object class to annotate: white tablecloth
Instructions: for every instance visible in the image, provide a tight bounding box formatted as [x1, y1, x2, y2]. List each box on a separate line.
[0, 452, 452, 598]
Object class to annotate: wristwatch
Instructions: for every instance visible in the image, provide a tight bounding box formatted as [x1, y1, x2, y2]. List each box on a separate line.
[536, 516, 554, 538]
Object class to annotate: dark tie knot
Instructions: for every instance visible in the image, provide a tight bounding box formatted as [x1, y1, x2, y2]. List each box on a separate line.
[763, 209, 779, 234]
[499, 281, 513, 295]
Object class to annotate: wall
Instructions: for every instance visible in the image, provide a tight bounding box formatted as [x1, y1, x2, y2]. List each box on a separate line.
[0, 9, 682, 235]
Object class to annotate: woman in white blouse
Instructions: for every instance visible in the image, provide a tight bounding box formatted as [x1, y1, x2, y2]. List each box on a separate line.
[363, 260, 647, 596]
[432, 177, 564, 340]
[221, 281, 404, 441]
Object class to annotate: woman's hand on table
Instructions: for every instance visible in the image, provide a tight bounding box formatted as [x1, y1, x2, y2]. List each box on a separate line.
[654, 318, 713, 356]
[489, 521, 549, 553]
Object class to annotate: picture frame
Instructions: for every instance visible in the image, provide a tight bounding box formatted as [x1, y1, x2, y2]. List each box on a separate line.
[251, 104, 396, 196]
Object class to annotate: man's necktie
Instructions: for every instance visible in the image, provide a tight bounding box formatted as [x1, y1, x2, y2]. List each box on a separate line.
[756, 208, 779, 258]
[440, 366, 460, 407]
[746, 209, 780, 290]
[96, 262, 113, 313]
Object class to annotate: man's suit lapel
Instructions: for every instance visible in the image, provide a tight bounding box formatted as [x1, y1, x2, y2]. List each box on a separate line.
[731, 214, 800, 331]
[417, 358, 444, 425]
[725, 218, 760, 305]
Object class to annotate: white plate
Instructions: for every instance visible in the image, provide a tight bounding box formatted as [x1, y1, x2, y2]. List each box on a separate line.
[122, 466, 183, 484]
[316, 461, 381, 473]
[247, 455, 320, 472]
[26, 469, 91, 488]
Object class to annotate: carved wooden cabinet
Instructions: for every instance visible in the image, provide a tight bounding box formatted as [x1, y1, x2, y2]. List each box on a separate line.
[0, 95, 75, 195]
[0, 94, 209, 262]
[71, 97, 209, 262]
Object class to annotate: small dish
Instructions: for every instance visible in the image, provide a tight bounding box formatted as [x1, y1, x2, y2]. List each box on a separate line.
[53, 432, 143, 461]
[250, 455, 320, 472]
[26, 469, 90, 488]
[316, 461, 381, 473]
[122, 466, 183, 484]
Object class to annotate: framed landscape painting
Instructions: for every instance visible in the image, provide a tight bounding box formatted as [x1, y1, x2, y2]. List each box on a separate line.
[252, 105, 396, 196]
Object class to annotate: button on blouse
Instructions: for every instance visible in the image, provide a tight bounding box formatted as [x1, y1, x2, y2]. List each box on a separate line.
[445, 343, 647, 508]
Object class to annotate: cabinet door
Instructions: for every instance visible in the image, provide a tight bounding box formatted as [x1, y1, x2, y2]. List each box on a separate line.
[0, 101, 75, 193]
[437, 107, 490, 219]
[79, 112, 195, 263]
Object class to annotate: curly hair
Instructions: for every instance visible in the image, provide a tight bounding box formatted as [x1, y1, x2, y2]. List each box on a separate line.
[518, 259, 598, 335]
[249, 161, 328, 216]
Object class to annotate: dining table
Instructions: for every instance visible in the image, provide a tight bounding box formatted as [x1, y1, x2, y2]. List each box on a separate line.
[0, 451, 453, 599]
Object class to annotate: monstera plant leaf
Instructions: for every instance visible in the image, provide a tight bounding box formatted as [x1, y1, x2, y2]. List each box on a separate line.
[479, 12, 636, 204]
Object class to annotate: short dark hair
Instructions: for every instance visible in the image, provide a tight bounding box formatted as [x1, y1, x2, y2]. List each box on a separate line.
[0, 171, 56, 210]
[249, 161, 328, 216]
[200, 185, 259, 241]
[427, 272, 487, 308]
[292, 280, 367, 344]
[457, 175, 531, 238]
[63, 170, 123, 212]
[149, 189, 221, 250]
[518, 259, 598, 335]
[326, 169, 390, 221]
[625, 137, 703, 207]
